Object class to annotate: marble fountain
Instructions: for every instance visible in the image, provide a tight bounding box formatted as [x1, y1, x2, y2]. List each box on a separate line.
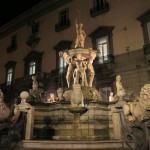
[1, 19, 150, 150]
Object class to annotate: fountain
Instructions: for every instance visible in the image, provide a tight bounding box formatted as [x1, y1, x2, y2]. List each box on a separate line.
[17, 18, 121, 149]
[55, 18, 101, 140]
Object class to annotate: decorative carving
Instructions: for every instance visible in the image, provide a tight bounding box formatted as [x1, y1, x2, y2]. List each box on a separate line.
[0, 90, 27, 150]
[70, 84, 84, 107]
[123, 84, 150, 122]
[74, 18, 86, 48]
[116, 75, 126, 100]
[29, 76, 41, 102]
[60, 51, 73, 88]
[47, 93, 56, 103]
[0, 90, 10, 121]
[18, 91, 34, 140]
[73, 58, 88, 86]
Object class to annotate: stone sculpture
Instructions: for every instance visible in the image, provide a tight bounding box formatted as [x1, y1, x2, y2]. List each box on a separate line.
[73, 59, 88, 86]
[60, 51, 73, 88]
[29, 75, 41, 102]
[57, 88, 64, 101]
[18, 91, 34, 140]
[0, 90, 27, 150]
[74, 18, 86, 48]
[87, 50, 96, 87]
[109, 92, 115, 102]
[59, 20, 101, 103]
[70, 84, 84, 107]
[0, 90, 10, 121]
[47, 93, 56, 103]
[115, 75, 126, 100]
[123, 83, 150, 122]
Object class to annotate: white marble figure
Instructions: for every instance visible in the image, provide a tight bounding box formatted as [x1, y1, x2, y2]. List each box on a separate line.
[60, 51, 73, 88]
[109, 92, 114, 102]
[47, 93, 55, 103]
[75, 18, 86, 48]
[29, 76, 41, 102]
[32, 76, 38, 91]
[87, 50, 96, 87]
[73, 59, 88, 86]
[116, 75, 126, 99]
[57, 88, 63, 101]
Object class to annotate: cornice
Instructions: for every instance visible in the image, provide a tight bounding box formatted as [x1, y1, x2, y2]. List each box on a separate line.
[0, 0, 73, 39]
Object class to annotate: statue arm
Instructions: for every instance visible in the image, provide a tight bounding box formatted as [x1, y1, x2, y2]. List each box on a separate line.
[83, 30, 86, 38]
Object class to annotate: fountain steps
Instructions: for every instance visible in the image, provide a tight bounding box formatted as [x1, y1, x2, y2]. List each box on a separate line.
[16, 139, 127, 150]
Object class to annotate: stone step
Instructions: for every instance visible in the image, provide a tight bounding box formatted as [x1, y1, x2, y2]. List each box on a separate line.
[16, 139, 126, 150]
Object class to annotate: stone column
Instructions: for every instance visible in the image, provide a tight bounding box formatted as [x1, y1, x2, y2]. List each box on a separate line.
[18, 91, 35, 140]
[112, 107, 122, 139]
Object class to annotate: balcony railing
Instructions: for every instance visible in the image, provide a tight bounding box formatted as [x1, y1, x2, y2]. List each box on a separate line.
[6, 44, 17, 53]
[26, 32, 41, 47]
[90, 2, 109, 17]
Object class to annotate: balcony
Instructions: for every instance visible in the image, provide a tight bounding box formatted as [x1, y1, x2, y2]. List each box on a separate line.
[55, 19, 71, 32]
[143, 44, 150, 61]
[90, 2, 109, 17]
[26, 32, 41, 47]
[6, 44, 17, 53]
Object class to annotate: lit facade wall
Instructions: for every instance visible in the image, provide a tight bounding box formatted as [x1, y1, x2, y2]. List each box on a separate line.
[0, 0, 150, 96]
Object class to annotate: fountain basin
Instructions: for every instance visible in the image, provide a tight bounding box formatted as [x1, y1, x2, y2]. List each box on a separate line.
[68, 107, 88, 114]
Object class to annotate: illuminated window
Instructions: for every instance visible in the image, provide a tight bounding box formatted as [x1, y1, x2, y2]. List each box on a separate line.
[23, 51, 43, 76]
[29, 61, 36, 75]
[6, 68, 13, 85]
[89, 26, 114, 64]
[59, 57, 66, 73]
[96, 36, 109, 63]
[5, 61, 16, 85]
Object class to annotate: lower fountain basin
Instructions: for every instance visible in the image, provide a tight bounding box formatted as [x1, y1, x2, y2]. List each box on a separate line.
[68, 107, 88, 114]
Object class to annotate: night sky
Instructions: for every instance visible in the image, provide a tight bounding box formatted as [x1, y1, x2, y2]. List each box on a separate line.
[0, 0, 42, 27]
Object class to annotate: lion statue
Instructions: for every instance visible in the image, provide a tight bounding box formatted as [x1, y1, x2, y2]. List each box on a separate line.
[123, 84, 150, 122]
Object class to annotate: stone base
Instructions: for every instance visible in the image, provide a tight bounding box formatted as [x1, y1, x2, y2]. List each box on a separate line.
[53, 135, 95, 140]
[33, 102, 113, 141]
[16, 139, 124, 150]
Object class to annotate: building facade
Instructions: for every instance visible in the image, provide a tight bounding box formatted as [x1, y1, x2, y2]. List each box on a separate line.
[0, 0, 150, 103]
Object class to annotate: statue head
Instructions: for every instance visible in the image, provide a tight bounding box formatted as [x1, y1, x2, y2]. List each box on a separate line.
[79, 23, 83, 28]
[116, 75, 121, 81]
[50, 93, 54, 99]
[32, 76, 36, 81]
